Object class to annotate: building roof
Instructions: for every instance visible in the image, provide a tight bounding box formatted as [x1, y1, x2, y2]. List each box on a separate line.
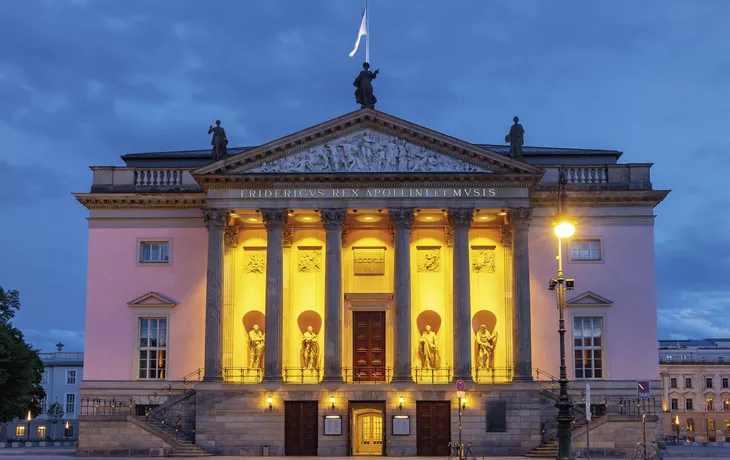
[659, 338, 730, 349]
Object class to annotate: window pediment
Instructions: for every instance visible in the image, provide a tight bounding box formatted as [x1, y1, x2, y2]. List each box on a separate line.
[566, 291, 613, 308]
[127, 291, 178, 308]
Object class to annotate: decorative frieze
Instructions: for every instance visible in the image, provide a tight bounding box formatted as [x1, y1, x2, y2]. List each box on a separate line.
[471, 246, 496, 273]
[243, 248, 266, 274]
[417, 246, 441, 273]
[297, 246, 322, 273]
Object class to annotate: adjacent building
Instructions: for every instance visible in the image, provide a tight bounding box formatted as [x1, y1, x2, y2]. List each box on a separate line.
[3, 346, 82, 445]
[75, 108, 669, 456]
[660, 338, 730, 444]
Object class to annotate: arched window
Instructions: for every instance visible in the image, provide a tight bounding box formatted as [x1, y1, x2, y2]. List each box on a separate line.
[707, 397, 714, 411]
[687, 418, 695, 431]
[723, 418, 730, 432]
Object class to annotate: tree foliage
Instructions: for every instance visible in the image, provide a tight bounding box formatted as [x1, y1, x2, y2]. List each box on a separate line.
[47, 401, 64, 421]
[0, 286, 45, 423]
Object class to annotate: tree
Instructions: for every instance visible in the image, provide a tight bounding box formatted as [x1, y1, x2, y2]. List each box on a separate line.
[46, 401, 65, 440]
[0, 286, 45, 423]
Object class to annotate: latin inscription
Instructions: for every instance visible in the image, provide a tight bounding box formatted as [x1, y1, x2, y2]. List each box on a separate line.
[239, 187, 499, 199]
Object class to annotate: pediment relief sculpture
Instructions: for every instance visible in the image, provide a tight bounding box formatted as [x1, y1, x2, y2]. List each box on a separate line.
[242, 129, 489, 174]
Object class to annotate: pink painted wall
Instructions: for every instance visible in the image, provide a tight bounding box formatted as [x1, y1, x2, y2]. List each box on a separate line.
[530, 223, 659, 381]
[83, 227, 207, 381]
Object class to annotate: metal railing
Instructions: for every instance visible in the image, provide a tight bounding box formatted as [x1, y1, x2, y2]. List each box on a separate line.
[223, 367, 262, 384]
[660, 357, 727, 365]
[283, 367, 322, 383]
[473, 367, 514, 384]
[343, 367, 392, 383]
[413, 367, 453, 383]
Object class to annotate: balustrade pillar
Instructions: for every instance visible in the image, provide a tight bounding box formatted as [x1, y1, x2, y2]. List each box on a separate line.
[389, 208, 414, 382]
[202, 208, 231, 382]
[449, 208, 474, 382]
[261, 208, 288, 383]
[511, 207, 534, 381]
[321, 209, 346, 382]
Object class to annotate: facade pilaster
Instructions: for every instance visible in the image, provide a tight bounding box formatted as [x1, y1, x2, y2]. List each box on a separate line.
[499, 223, 514, 376]
[389, 207, 414, 382]
[449, 208, 474, 382]
[222, 225, 238, 375]
[202, 208, 231, 382]
[511, 207, 534, 382]
[261, 208, 288, 383]
[321, 208, 346, 383]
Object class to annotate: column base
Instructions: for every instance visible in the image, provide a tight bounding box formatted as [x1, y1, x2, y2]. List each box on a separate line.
[261, 376, 284, 383]
[202, 375, 223, 383]
[512, 375, 534, 382]
[453, 375, 474, 383]
[391, 375, 413, 383]
[321, 376, 344, 383]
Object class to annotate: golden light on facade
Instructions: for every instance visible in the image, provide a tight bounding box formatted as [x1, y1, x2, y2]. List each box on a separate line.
[398, 396, 404, 410]
[554, 221, 575, 238]
[26, 411, 32, 422]
[675, 415, 679, 424]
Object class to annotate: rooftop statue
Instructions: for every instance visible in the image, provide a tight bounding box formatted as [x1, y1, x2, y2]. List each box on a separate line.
[505, 116, 524, 159]
[208, 120, 229, 161]
[354, 62, 379, 109]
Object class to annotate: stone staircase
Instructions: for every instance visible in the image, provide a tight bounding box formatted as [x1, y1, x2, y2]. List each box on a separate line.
[167, 438, 211, 457]
[524, 439, 557, 458]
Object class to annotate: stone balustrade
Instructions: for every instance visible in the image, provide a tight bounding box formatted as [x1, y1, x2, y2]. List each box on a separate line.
[539, 163, 654, 190]
[90, 166, 201, 193]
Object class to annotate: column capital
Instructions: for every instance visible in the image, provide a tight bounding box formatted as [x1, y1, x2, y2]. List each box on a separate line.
[448, 207, 474, 229]
[261, 208, 288, 230]
[389, 207, 414, 230]
[499, 224, 513, 247]
[510, 207, 533, 230]
[282, 228, 294, 248]
[203, 208, 231, 232]
[224, 225, 239, 248]
[321, 208, 346, 230]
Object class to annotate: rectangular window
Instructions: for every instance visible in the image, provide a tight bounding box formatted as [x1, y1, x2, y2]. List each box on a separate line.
[15, 425, 25, 438]
[685, 377, 692, 388]
[65, 394, 75, 414]
[66, 369, 76, 385]
[42, 370, 49, 385]
[37, 426, 46, 438]
[40, 397, 47, 413]
[138, 318, 168, 380]
[707, 398, 714, 411]
[671, 398, 678, 410]
[670, 377, 677, 388]
[139, 241, 170, 264]
[570, 239, 602, 261]
[686, 398, 693, 410]
[573, 317, 603, 379]
[706, 377, 713, 388]
[64, 424, 74, 438]
[724, 398, 729, 410]
[722, 377, 728, 389]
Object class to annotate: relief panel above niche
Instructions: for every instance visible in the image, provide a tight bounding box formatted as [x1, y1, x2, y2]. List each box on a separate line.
[243, 247, 266, 274]
[241, 129, 489, 173]
[471, 246, 496, 273]
[417, 246, 441, 273]
[353, 246, 386, 276]
[298, 246, 322, 273]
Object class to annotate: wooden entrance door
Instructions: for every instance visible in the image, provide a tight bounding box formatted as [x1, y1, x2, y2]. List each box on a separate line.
[353, 311, 386, 382]
[416, 401, 451, 456]
[284, 401, 318, 456]
[354, 410, 384, 455]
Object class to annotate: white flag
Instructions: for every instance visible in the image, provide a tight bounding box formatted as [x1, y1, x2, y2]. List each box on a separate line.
[349, 9, 367, 57]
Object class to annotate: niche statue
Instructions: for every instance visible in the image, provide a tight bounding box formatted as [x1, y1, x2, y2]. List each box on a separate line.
[475, 324, 498, 370]
[301, 326, 319, 369]
[418, 325, 438, 370]
[248, 325, 265, 370]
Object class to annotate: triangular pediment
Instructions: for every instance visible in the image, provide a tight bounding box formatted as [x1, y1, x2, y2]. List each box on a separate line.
[127, 291, 178, 308]
[566, 291, 614, 308]
[193, 109, 544, 176]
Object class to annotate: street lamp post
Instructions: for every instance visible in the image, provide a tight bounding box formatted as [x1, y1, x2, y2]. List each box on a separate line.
[550, 172, 575, 460]
[26, 411, 32, 443]
[675, 415, 680, 445]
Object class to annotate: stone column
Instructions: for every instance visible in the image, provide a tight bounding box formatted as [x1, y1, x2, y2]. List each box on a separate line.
[202, 208, 231, 382]
[261, 208, 288, 383]
[222, 225, 238, 377]
[389, 208, 414, 383]
[511, 207, 534, 382]
[449, 208, 474, 382]
[499, 224, 514, 377]
[321, 209, 346, 382]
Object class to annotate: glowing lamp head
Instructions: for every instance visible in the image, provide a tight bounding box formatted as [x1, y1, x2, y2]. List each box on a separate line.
[267, 396, 273, 404]
[461, 397, 467, 405]
[398, 396, 404, 404]
[330, 397, 335, 404]
[26, 410, 32, 422]
[554, 221, 575, 238]
[675, 415, 679, 424]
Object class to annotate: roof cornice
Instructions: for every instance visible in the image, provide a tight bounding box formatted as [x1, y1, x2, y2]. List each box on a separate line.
[73, 193, 206, 209]
[532, 190, 670, 207]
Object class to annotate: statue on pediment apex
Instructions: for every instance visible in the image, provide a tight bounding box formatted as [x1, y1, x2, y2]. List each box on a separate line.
[354, 62, 379, 109]
[505, 116, 524, 159]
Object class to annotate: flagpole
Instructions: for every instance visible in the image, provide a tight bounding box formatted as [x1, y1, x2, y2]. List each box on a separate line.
[365, 0, 370, 63]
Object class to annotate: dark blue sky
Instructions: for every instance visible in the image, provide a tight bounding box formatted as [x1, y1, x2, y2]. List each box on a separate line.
[1, 0, 728, 352]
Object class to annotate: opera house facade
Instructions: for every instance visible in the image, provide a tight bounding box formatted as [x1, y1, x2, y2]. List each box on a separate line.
[75, 109, 669, 456]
